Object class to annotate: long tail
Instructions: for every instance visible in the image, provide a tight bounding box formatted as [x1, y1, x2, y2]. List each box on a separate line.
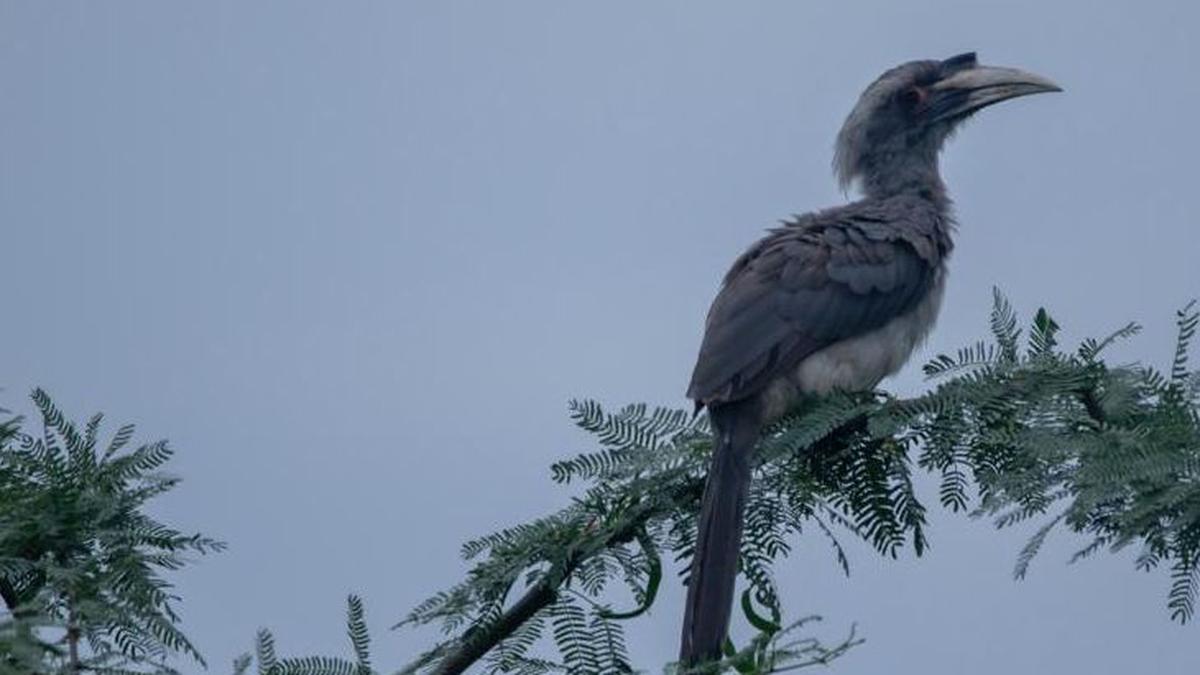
[679, 399, 762, 666]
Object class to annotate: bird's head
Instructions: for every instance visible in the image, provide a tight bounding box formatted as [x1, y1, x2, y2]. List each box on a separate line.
[833, 52, 1060, 197]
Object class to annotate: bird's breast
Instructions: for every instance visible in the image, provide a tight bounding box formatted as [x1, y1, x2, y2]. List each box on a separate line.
[759, 268, 946, 420]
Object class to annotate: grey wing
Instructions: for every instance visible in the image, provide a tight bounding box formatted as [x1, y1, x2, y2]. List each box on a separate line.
[687, 216, 942, 405]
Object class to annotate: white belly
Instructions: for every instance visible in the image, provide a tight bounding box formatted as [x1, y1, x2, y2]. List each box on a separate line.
[760, 271, 945, 419]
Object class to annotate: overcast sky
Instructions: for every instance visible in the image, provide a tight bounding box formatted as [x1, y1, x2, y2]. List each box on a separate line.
[2, 2, 1197, 673]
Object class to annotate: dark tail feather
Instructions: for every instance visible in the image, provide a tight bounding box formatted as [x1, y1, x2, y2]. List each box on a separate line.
[679, 399, 762, 666]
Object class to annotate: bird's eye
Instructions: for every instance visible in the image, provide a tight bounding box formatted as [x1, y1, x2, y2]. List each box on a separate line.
[900, 86, 928, 108]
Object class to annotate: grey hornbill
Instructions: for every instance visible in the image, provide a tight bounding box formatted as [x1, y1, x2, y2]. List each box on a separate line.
[680, 53, 1060, 664]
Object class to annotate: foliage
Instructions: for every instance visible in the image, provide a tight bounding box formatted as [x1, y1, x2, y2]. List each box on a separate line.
[0, 390, 225, 673]
[11, 292, 1196, 675]
[704, 616, 861, 675]
[232, 595, 375, 675]
[381, 292, 1198, 673]
[393, 395, 892, 675]
[0, 611, 60, 675]
[914, 296, 1200, 622]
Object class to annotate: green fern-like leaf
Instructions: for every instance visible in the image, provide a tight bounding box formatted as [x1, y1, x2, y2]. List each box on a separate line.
[549, 599, 599, 674]
[346, 595, 371, 673]
[255, 629, 279, 675]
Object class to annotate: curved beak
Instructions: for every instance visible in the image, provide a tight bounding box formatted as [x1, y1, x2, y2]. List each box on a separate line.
[930, 65, 1062, 123]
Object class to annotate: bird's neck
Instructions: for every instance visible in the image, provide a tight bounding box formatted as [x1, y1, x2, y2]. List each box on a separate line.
[859, 155, 949, 208]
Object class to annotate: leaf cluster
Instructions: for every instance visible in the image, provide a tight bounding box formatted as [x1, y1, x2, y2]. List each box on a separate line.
[913, 295, 1200, 622]
[233, 595, 375, 675]
[0, 390, 225, 673]
[394, 394, 929, 672]
[240, 292, 1200, 674]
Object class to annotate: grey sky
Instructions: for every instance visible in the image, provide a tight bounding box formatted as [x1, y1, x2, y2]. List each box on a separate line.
[1, 1, 1197, 672]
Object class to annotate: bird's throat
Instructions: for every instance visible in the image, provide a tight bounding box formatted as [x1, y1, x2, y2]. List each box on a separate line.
[859, 153, 948, 205]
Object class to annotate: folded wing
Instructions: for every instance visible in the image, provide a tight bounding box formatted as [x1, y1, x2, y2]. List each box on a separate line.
[687, 203, 947, 405]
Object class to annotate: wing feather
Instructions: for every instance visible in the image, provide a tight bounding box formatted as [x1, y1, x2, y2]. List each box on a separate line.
[687, 199, 948, 404]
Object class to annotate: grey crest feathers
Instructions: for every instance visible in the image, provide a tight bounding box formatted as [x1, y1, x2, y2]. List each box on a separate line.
[833, 56, 961, 193]
[833, 52, 1059, 196]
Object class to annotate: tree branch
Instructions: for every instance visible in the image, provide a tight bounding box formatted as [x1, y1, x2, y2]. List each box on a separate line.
[428, 494, 685, 675]
[429, 578, 559, 675]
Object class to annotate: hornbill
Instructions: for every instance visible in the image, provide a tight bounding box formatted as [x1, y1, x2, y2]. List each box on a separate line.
[680, 52, 1060, 665]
